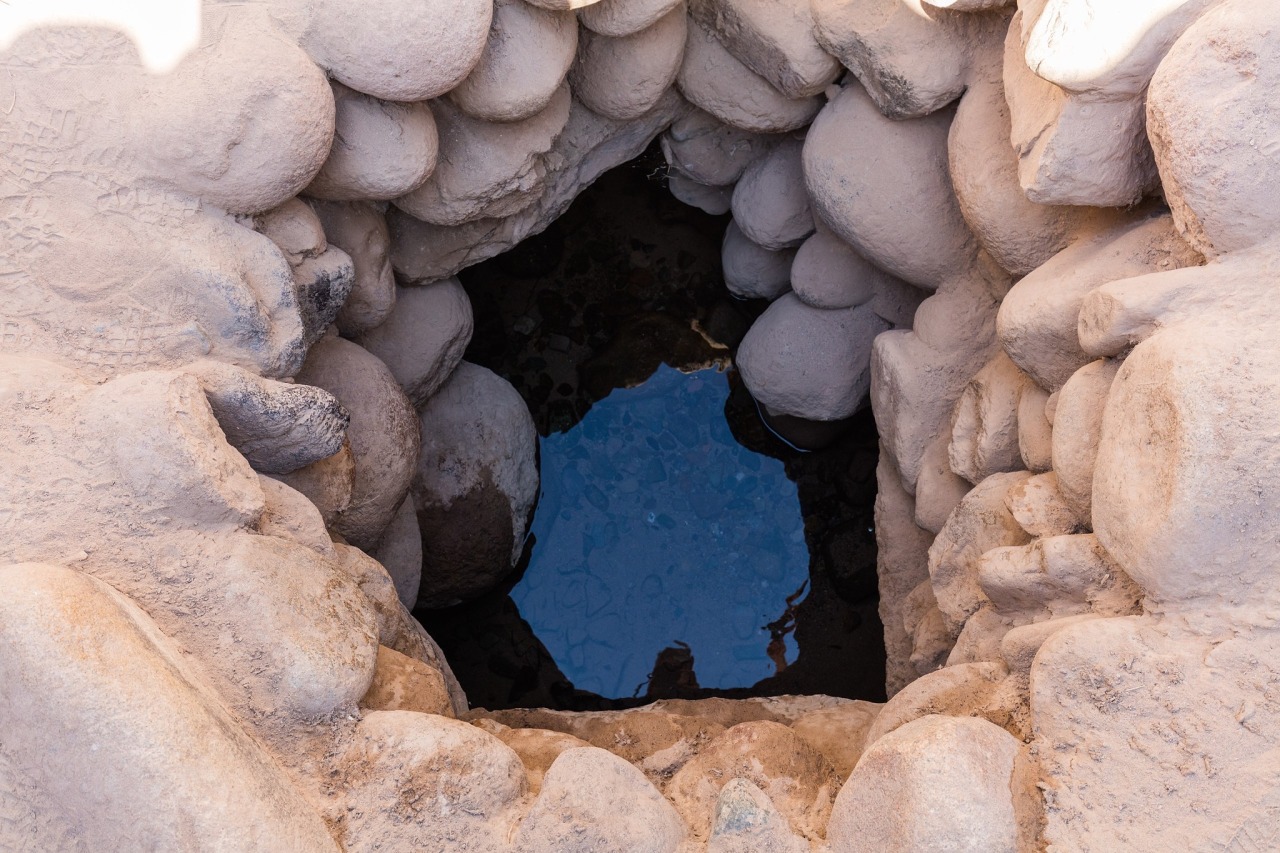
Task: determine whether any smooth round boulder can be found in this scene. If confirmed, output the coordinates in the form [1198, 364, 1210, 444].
[137, 5, 335, 214]
[790, 224, 881, 309]
[515, 748, 686, 852]
[295, 335, 422, 550]
[449, 0, 578, 123]
[571, 5, 688, 122]
[737, 293, 890, 421]
[827, 715, 1023, 853]
[722, 221, 796, 300]
[0, 564, 344, 853]
[580, 0, 684, 37]
[731, 136, 814, 250]
[1147, 0, 1280, 257]
[306, 82, 438, 201]
[804, 80, 979, 291]
[357, 279, 474, 408]
[677, 18, 822, 133]
[413, 362, 539, 608]
[290, 0, 493, 102]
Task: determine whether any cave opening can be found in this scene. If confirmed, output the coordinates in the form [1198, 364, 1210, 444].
[413, 143, 885, 712]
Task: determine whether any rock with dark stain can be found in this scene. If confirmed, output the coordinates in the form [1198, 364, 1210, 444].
[413, 362, 539, 608]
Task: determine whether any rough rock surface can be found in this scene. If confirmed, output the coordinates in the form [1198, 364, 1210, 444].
[677, 18, 822, 133]
[666, 720, 840, 840]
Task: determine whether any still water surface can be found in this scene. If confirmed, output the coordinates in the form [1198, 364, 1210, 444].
[511, 364, 810, 697]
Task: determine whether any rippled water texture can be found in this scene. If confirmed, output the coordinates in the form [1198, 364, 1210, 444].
[513, 365, 809, 697]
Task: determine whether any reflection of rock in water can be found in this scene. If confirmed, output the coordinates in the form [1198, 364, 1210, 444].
[638, 641, 701, 700]
[764, 581, 808, 676]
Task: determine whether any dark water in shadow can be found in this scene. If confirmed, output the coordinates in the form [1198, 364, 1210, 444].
[414, 143, 886, 710]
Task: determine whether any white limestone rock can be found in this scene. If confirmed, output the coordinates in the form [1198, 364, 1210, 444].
[309, 200, 398, 336]
[871, 277, 1000, 490]
[389, 91, 686, 281]
[341, 711, 527, 853]
[0, 564, 342, 853]
[1022, 0, 1217, 98]
[948, 72, 1115, 277]
[828, 715, 1023, 852]
[810, 0, 1007, 119]
[254, 199, 355, 348]
[523, 0, 608, 9]
[1003, 11, 1159, 207]
[662, 108, 777, 186]
[876, 452, 938, 695]
[914, 431, 972, 535]
[1147, 0, 1280, 257]
[138, 5, 336, 215]
[928, 470, 1033, 634]
[515, 747, 685, 852]
[862, 661, 1011, 746]
[1082, 267, 1280, 608]
[996, 211, 1201, 393]
[1032, 620, 1280, 850]
[978, 534, 1141, 623]
[580, 0, 685, 37]
[1005, 472, 1077, 539]
[790, 224, 883, 310]
[1050, 359, 1118, 527]
[1017, 383, 1053, 473]
[281, 0, 493, 102]
[948, 351, 1035, 485]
